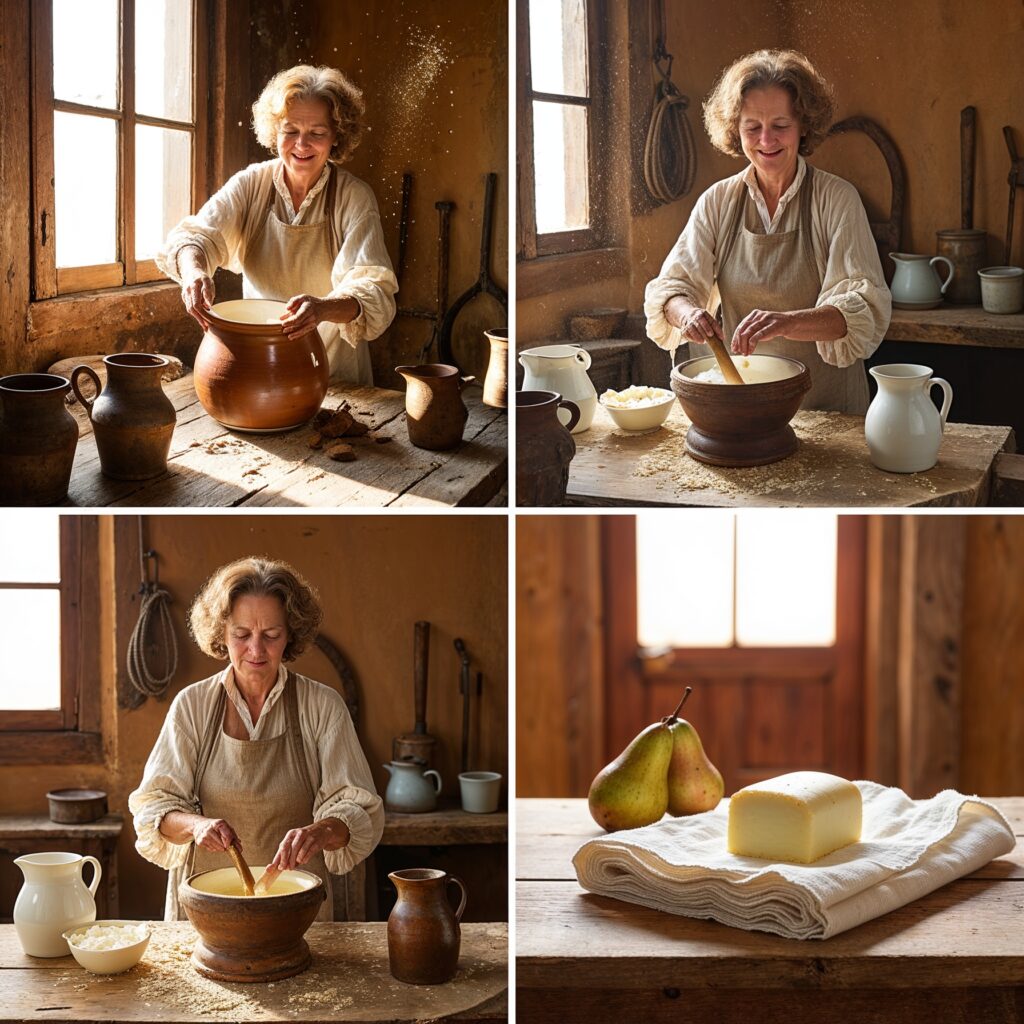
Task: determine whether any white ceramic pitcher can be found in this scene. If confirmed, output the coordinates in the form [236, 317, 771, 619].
[519, 344, 596, 432]
[888, 253, 955, 309]
[865, 364, 953, 473]
[383, 760, 443, 813]
[14, 852, 101, 957]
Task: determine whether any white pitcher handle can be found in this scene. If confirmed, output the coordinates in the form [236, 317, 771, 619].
[573, 348, 592, 370]
[931, 377, 953, 429]
[81, 855, 102, 897]
[930, 256, 955, 294]
[425, 769, 443, 793]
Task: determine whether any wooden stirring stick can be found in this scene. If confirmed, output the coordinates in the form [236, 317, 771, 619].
[253, 864, 282, 897]
[227, 841, 256, 896]
[704, 333, 746, 385]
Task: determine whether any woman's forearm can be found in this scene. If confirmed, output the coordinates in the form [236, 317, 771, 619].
[318, 296, 360, 325]
[159, 810, 204, 845]
[664, 294, 703, 330]
[314, 816, 351, 851]
[783, 305, 848, 342]
[177, 244, 208, 280]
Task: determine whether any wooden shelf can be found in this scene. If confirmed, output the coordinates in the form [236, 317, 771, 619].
[886, 306, 1024, 348]
[382, 805, 507, 846]
[0, 814, 123, 839]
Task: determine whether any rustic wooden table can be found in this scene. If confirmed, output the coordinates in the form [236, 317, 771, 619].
[566, 404, 1015, 507]
[516, 798, 1024, 1024]
[0, 922, 507, 1023]
[63, 374, 507, 507]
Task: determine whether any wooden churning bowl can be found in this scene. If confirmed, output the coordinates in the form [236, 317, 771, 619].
[179, 866, 325, 982]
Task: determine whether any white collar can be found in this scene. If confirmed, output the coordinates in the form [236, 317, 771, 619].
[272, 160, 331, 219]
[741, 155, 806, 233]
[220, 663, 287, 737]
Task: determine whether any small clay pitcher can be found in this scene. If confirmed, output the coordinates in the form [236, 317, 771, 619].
[0, 374, 79, 506]
[516, 390, 580, 507]
[388, 868, 467, 985]
[396, 363, 474, 451]
[71, 354, 176, 480]
[482, 328, 509, 409]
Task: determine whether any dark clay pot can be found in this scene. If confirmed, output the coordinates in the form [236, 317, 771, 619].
[72, 354, 176, 480]
[388, 868, 467, 985]
[396, 363, 473, 451]
[0, 374, 79, 506]
[516, 390, 580, 506]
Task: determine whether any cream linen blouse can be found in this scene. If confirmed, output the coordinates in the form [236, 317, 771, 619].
[128, 665, 384, 877]
[155, 160, 398, 379]
[644, 156, 892, 367]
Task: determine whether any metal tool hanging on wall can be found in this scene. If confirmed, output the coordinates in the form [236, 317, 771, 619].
[454, 637, 482, 774]
[1003, 126, 1024, 264]
[643, 0, 697, 206]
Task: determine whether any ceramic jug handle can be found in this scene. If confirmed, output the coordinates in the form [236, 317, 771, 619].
[930, 377, 953, 429]
[447, 874, 468, 923]
[70, 366, 102, 418]
[425, 770, 443, 793]
[81, 855, 102, 897]
[930, 256, 955, 294]
[382, 764, 392, 774]
[573, 348, 592, 370]
[556, 398, 581, 432]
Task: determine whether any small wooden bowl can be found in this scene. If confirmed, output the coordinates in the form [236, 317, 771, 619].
[46, 789, 108, 824]
[179, 867, 325, 983]
[670, 355, 811, 467]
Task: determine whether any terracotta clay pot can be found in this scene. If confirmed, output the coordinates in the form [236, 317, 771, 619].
[0, 374, 78, 506]
[194, 301, 329, 433]
[71, 355, 176, 480]
[516, 390, 580, 507]
[179, 867, 324, 983]
[482, 328, 509, 409]
[670, 355, 811, 467]
[388, 868, 467, 985]
[396, 363, 474, 451]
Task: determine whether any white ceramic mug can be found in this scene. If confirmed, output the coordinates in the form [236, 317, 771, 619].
[458, 771, 502, 814]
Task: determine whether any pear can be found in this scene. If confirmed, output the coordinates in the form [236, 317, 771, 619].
[587, 695, 691, 832]
[665, 687, 724, 816]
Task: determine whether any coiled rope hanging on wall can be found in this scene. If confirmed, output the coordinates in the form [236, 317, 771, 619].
[126, 517, 178, 699]
[643, 0, 697, 205]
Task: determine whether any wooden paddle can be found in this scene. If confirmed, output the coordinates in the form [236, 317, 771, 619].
[705, 333, 745, 385]
[227, 841, 256, 897]
[253, 864, 283, 897]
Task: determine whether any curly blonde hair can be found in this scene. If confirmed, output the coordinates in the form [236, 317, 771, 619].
[188, 557, 323, 662]
[251, 64, 365, 164]
[703, 50, 835, 158]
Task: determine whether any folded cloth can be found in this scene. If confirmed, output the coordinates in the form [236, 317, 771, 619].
[572, 781, 1015, 940]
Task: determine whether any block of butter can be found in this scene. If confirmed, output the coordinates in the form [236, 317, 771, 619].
[727, 771, 862, 864]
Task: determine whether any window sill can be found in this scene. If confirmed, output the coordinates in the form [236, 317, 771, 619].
[27, 281, 185, 342]
[0, 731, 103, 766]
[517, 247, 629, 300]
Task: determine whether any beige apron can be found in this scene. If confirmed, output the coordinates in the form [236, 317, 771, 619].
[709, 164, 869, 414]
[163, 672, 333, 922]
[243, 164, 373, 385]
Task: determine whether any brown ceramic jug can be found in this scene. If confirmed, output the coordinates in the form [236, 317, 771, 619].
[387, 868, 467, 985]
[516, 390, 580, 506]
[482, 328, 509, 409]
[71, 354, 176, 481]
[396, 364, 474, 451]
[0, 374, 79, 505]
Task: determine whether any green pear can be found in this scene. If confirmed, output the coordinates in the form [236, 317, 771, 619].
[587, 695, 691, 832]
[665, 687, 724, 816]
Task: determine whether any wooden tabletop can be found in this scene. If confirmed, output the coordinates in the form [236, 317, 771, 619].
[0, 922, 507, 1023]
[887, 306, 1024, 349]
[566, 404, 1015, 507]
[516, 798, 1024, 1024]
[63, 374, 507, 508]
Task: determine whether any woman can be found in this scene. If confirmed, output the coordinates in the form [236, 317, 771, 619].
[644, 50, 891, 413]
[128, 558, 383, 922]
[156, 65, 397, 385]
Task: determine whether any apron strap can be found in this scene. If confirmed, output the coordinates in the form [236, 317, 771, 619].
[185, 681, 227, 877]
[284, 670, 319, 802]
[714, 175, 750, 286]
[324, 164, 340, 258]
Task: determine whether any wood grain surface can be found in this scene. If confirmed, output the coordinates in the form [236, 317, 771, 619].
[565, 404, 1014, 508]
[0, 922, 507, 1023]
[62, 374, 506, 508]
[886, 307, 1024, 349]
[381, 807, 507, 846]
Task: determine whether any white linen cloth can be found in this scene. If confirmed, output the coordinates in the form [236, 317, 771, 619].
[573, 781, 1015, 940]
[643, 156, 891, 371]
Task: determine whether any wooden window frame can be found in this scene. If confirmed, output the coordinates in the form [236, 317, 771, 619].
[0, 517, 102, 765]
[517, 0, 608, 260]
[30, 0, 209, 299]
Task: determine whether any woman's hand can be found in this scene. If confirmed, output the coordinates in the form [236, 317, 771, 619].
[665, 296, 725, 346]
[270, 818, 350, 871]
[280, 294, 324, 339]
[192, 817, 241, 853]
[181, 274, 215, 330]
[731, 309, 793, 356]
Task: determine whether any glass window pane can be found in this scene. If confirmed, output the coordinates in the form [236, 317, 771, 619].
[637, 513, 735, 649]
[528, 0, 588, 97]
[0, 513, 60, 582]
[136, 0, 193, 121]
[533, 101, 589, 234]
[0, 590, 61, 711]
[54, 112, 118, 268]
[136, 126, 192, 260]
[53, 0, 119, 109]
[735, 512, 837, 647]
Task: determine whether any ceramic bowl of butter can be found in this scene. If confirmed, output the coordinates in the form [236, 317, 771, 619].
[179, 866, 325, 983]
[670, 354, 811, 467]
[599, 386, 675, 432]
[62, 920, 151, 974]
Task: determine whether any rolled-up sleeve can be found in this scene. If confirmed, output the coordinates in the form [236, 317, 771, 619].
[127, 693, 200, 871]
